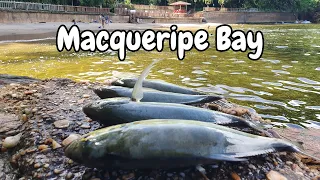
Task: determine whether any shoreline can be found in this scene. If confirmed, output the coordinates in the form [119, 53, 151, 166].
[0, 21, 312, 42]
[0, 22, 243, 42]
[0, 74, 319, 179]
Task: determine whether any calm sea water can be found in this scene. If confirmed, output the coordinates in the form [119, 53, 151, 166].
[0, 24, 319, 128]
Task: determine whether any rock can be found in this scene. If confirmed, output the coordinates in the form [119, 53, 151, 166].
[24, 90, 37, 95]
[21, 114, 27, 122]
[82, 94, 90, 98]
[54, 169, 62, 174]
[313, 176, 320, 180]
[62, 134, 81, 146]
[0, 113, 21, 137]
[66, 172, 74, 179]
[248, 164, 257, 170]
[286, 161, 293, 165]
[3, 133, 22, 148]
[38, 145, 49, 151]
[231, 172, 241, 180]
[122, 173, 135, 180]
[51, 139, 62, 149]
[80, 123, 91, 129]
[266, 170, 287, 180]
[34, 163, 41, 169]
[54, 120, 70, 129]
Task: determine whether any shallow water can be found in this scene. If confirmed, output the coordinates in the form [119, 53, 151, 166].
[0, 24, 319, 128]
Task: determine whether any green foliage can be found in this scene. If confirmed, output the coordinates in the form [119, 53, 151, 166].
[80, 0, 104, 6]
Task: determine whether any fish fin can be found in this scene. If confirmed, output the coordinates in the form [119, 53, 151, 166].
[131, 59, 161, 102]
[207, 154, 248, 161]
[226, 148, 276, 158]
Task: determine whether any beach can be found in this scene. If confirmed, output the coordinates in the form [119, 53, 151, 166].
[0, 22, 224, 42]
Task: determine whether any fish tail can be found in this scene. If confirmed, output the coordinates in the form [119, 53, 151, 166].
[272, 139, 320, 162]
[131, 59, 162, 102]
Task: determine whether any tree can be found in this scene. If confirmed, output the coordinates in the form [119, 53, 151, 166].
[202, 0, 212, 7]
[218, 0, 224, 8]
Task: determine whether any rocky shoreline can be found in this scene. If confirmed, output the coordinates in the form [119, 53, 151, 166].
[0, 74, 320, 180]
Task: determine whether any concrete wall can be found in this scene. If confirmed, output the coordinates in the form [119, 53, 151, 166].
[204, 12, 296, 23]
[0, 9, 296, 24]
[0, 10, 129, 23]
[141, 17, 201, 24]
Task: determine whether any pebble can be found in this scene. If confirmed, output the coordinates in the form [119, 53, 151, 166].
[122, 173, 135, 180]
[179, 173, 185, 178]
[62, 134, 81, 146]
[248, 164, 257, 170]
[21, 114, 28, 122]
[43, 164, 50, 168]
[295, 172, 304, 176]
[3, 133, 22, 148]
[266, 170, 287, 180]
[38, 145, 49, 151]
[19, 150, 26, 156]
[24, 90, 37, 95]
[51, 139, 62, 149]
[54, 120, 70, 128]
[286, 161, 293, 165]
[66, 172, 74, 179]
[54, 169, 62, 174]
[34, 163, 41, 169]
[80, 123, 91, 129]
[313, 176, 320, 180]
[231, 172, 241, 180]
[82, 94, 90, 98]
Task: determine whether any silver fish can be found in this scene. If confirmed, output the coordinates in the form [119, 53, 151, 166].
[93, 86, 223, 105]
[112, 78, 204, 95]
[64, 119, 308, 169]
[82, 97, 261, 130]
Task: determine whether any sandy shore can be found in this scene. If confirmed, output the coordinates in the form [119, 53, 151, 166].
[0, 22, 222, 42]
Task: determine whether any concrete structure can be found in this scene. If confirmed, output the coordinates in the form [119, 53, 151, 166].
[203, 11, 296, 23]
[0, 10, 128, 23]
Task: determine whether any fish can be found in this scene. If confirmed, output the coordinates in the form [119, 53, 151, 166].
[93, 86, 223, 105]
[64, 119, 311, 170]
[112, 78, 205, 95]
[82, 97, 260, 130]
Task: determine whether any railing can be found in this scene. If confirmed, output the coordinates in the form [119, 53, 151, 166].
[132, 4, 174, 10]
[203, 7, 260, 12]
[0, 1, 110, 14]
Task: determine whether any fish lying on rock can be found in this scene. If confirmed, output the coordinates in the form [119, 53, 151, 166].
[112, 78, 204, 95]
[93, 86, 223, 105]
[64, 119, 312, 170]
[82, 97, 261, 130]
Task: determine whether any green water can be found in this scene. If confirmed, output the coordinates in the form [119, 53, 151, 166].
[0, 24, 319, 128]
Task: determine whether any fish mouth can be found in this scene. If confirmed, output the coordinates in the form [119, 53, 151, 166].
[93, 88, 119, 99]
[111, 79, 124, 86]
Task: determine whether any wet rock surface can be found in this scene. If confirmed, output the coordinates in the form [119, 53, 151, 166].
[0, 77, 319, 180]
[0, 74, 39, 88]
